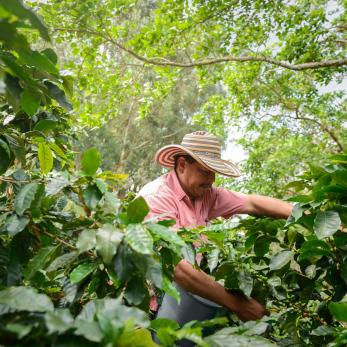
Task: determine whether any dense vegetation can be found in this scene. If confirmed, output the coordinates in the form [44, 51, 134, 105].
[0, 1, 346, 346]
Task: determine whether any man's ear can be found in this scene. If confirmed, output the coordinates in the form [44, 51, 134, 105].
[176, 156, 186, 173]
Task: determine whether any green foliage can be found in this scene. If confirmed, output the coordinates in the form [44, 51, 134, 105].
[195, 153, 347, 346]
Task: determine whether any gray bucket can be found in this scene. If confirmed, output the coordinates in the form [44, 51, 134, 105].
[154, 283, 227, 347]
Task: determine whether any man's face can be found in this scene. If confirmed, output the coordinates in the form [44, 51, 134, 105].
[176, 157, 216, 199]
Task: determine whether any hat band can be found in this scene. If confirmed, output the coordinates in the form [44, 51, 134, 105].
[191, 150, 221, 159]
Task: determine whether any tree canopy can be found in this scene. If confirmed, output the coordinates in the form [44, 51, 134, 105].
[29, 0, 347, 194]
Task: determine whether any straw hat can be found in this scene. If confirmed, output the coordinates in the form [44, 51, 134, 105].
[155, 131, 241, 177]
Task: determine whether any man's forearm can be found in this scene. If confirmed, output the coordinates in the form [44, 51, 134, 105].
[243, 194, 292, 219]
[174, 259, 266, 321]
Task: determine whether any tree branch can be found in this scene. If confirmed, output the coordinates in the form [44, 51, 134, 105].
[52, 27, 347, 71]
[293, 109, 344, 152]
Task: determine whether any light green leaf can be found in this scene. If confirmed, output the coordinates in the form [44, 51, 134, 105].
[163, 276, 180, 303]
[45, 174, 70, 195]
[95, 178, 107, 193]
[0, 286, 54, 312]
[205, 330, 277, 346]
[20, 89, 40, 115]
[74, 319, 103, 342]
[96, 224, 123, 264]
[76, 229, 96, 254]
[126, 223, 153, 255]
[38, 142, 53, 175]
[82, 147, 101, 176]
[314, 211, 341, 239]
[45, 309, 74, 334]
[238, 270, 253, 297]
[6, 323, 32, 339]
[5, 214, 29, 236]
[329, 302, 347, 322]
[70, 262, 98, 284]
[147, 223, 185, 249]
[269, 250, 293, 270]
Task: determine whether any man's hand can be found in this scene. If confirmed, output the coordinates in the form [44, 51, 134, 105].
[174, 259, 267, 321]
[225, 291, 267, 321]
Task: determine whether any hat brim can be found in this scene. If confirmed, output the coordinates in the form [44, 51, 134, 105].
[155, 145, 241, 178]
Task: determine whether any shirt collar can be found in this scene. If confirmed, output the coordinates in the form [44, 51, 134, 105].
[167, 170, 188, 201]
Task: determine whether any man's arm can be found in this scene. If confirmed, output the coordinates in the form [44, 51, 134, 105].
[174, 259, 266, 321]
[241, 194, 292, 219]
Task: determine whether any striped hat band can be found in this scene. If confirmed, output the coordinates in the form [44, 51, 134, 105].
[155, 131, 241, 178]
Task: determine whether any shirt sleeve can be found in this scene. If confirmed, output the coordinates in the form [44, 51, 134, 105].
[208, 188, 247, 220]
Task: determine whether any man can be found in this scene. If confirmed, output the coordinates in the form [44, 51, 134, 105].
[139, 131, 292, 321]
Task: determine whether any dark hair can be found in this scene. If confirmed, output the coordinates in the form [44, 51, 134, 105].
[174, 154, 196, 169]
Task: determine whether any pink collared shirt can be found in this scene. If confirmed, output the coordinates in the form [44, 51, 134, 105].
[138, 170, 246, 228]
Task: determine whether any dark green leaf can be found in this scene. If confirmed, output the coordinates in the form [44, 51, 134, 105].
[24, 245, 60, 280]
[70, 262, 98, 284]
[41, 48, 58, 64]
[44, 81, 72, 110]
[14, 182, 39, 216]
[298, 239, 331, 261]
[83, 185, 102, 209]
[127, 197, 150, 223]
[269, 250, 293, 271]
[112, 243, 135, 282]
[0, 0, 50, 40]
[341, 260, 347, 286]
[0, 138, 11, 174]
[96, 224, 123, 264]
[34, 119, 58, 132]
[18, 49, 58, 74]
[124, 275, 147, 305]
[82, 147, 101, 176]
[254, 236, 270, 257]
[311, 325, 337, 336]
[46, 252, 78, 273]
